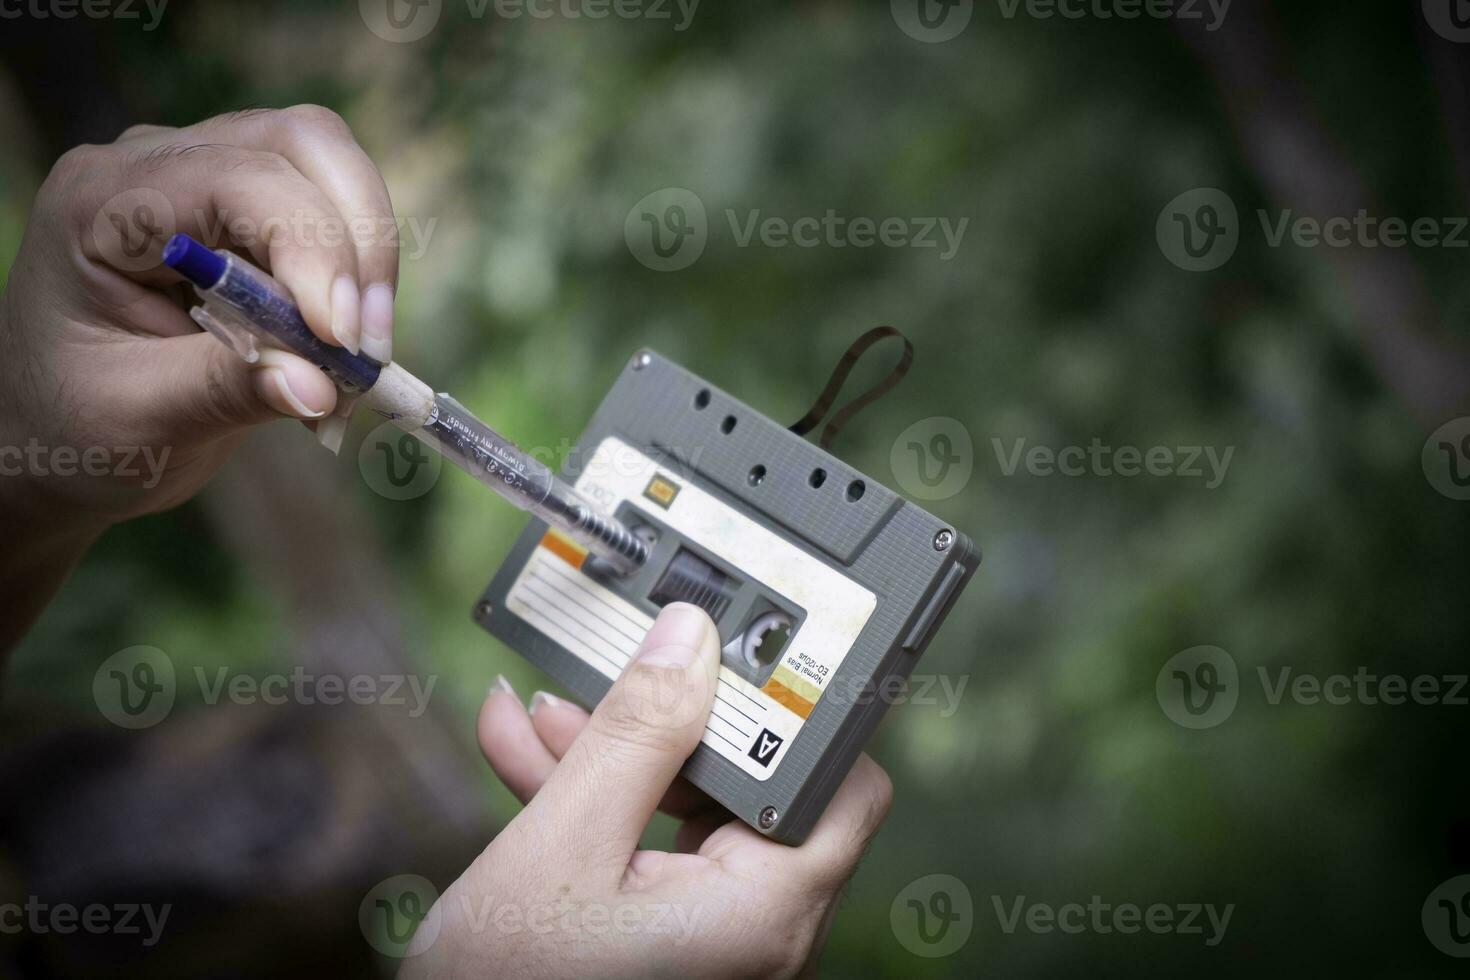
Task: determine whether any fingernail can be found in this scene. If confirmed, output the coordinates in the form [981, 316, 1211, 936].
[257, 366, 326, 419]
[636, 603, 710, 669]
[490, 674, 516, 699]
[330, 275, 361, 354]
[528, 690, 563, 715]
[360, 283, 394, 363]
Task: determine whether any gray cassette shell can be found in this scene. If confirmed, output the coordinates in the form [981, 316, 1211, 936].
[476, 349, 979, 844]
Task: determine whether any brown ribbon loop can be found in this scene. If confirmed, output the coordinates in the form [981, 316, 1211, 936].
[789, 326, 914, 450]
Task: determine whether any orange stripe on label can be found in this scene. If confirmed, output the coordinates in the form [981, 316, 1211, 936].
[760, 677, 815, 720]
[539, 531, 587, 569]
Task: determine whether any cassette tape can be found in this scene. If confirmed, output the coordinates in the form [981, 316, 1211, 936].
[475, 348, 979, 844]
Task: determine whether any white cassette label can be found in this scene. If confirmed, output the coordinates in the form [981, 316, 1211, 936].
[504, 437, 877, 779]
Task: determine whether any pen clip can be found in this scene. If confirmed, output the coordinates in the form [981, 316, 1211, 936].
[313, 392, 358, 455]
[191, 304, 260, 363]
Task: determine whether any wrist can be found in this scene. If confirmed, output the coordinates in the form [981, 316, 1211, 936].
[0, 438, 112, 655]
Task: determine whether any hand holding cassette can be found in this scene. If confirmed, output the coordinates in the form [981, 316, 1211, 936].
[399, 604, 893, 978]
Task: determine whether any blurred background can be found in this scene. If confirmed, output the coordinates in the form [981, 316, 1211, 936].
[3, 0, 1470, 975]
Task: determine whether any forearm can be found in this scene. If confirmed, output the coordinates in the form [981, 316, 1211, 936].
[0, 294, 107, 653]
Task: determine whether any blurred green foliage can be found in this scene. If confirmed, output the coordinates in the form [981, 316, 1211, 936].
[3, 1, 1469, 976]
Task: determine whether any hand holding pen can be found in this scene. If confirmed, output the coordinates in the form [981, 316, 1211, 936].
[1, 106, 400, 646]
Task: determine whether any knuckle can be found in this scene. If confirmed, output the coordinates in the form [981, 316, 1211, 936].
[55, 143, 101, 172]
[234, 149, 293, 176]
[47, 143, 102, 192]
[280, 103, 352, 141]
[40, 145, 110, 224]
[212, 148, 293, 182]
[116, 123, 161, 142]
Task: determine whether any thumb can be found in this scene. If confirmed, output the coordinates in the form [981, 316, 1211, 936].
[116, 332, 338, 442]
[518, 602, 720, 870]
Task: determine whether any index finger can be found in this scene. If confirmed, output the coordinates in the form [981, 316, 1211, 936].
[191, 106, 401, 361]
[74, 140, 361, 351]
[791, 754, 893, 889]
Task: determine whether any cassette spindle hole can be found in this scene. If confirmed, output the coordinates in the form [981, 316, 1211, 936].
[631, 520, 659, 550]
[742, 611, 793, 669]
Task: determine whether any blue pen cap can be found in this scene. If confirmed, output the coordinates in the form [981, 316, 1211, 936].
[162, 233, 227, 289]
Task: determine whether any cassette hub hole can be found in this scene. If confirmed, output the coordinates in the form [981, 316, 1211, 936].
[742, 612, 793, 669]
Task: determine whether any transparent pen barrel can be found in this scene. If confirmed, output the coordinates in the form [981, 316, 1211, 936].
[419, 393, 556, 510]
[417, 394, 647, 573]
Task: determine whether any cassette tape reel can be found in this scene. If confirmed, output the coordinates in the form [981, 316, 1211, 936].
[476, 348, 979, 844]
